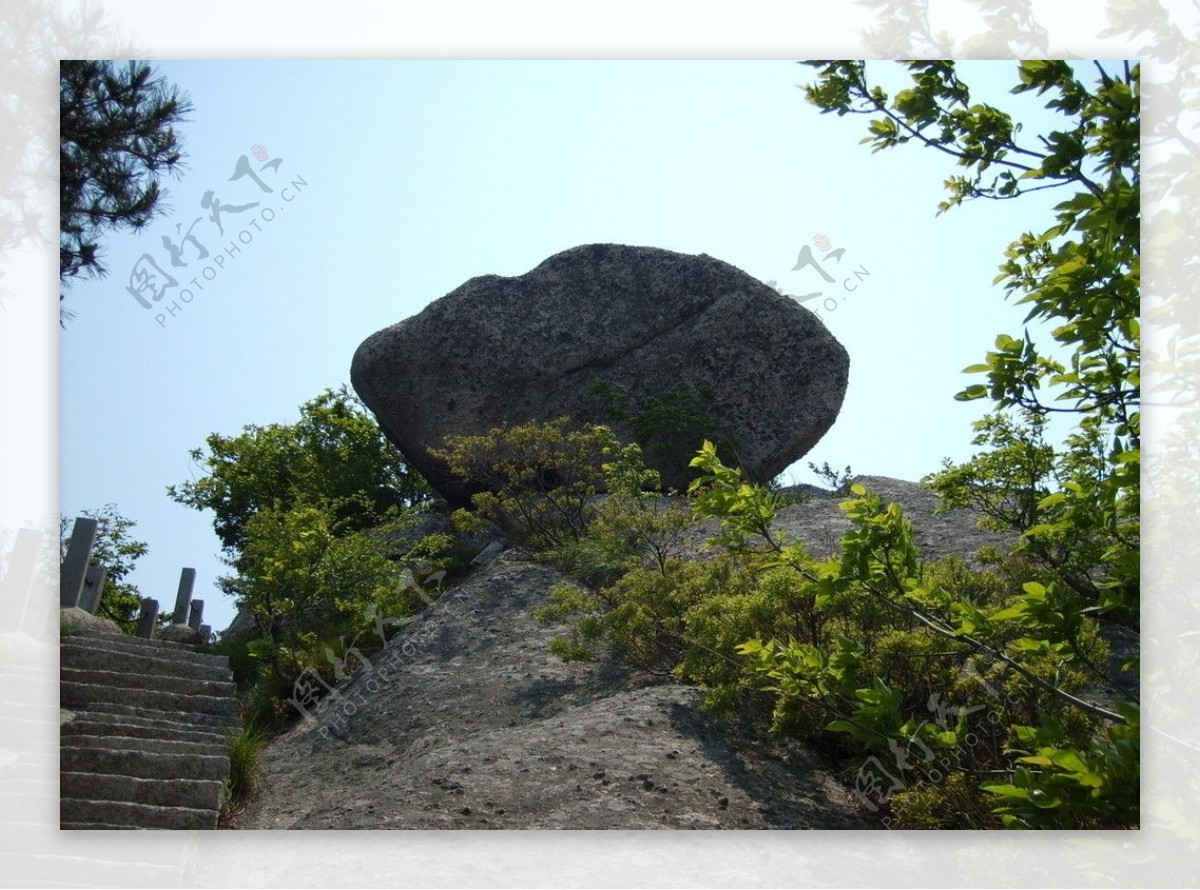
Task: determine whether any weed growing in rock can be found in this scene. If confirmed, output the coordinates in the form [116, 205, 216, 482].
[221, 724, 268, 826]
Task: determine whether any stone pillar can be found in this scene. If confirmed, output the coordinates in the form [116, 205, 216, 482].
[199, 624, 212, 644]
[187, 599, 204, 631]
[135, 598, 159, 639]
[78, 564, 108, 614]
[1, 527, 42, 634]
[60, 517, 98, 609]
[171, 568, 196, 625]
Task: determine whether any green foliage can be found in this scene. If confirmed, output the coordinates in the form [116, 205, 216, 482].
[537, 422, 1134, 827]
[172, 387, 441, 734]
[888, 771, 995, 830]
[536, 422, 1128, 826]
[589, 377, 737, 483]
[808, 461, 854, 493]
[60, 61, 192, 320]
[689, 439, 791, 554]
[224, 724, 268, 808]
[215, 500, 433, 727]
[803, 60, 1139, 631]
[796, 60, 1138, 827]
[59, 504, 149, 634]
[169, 386, 432, 554]
[537, 558, 760, 680]
[433, 418, 623, 549]
[691, 451, 1127, 825]
[983, 702, 1140, 829]
[208, 629, 259, 690]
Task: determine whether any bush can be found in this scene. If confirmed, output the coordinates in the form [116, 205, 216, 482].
[433, 418, 622, 549]
[888, 771, 995, 829]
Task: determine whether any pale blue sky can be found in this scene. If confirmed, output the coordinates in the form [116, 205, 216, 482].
[61, 60, 1106, 633]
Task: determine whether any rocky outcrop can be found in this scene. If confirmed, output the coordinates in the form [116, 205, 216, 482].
[772, 475, 1017, 562]
[238, 477, 1021, 830]
[351, 243, 849, 503]
[240, 549, 864, 830]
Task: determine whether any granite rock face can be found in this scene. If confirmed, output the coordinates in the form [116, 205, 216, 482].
[239, 548, 865, 830]
[236, 478, 1020, 830]
[351, 244, 849, 503]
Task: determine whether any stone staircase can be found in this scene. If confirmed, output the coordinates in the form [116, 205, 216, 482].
[59, 629, 240, 829]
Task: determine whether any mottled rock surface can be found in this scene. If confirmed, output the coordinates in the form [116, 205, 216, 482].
[240, 550, 863, 830]
[351, 243, 849, 503]
[59, 607, 120, 637]
[238, 477, 1024, 831]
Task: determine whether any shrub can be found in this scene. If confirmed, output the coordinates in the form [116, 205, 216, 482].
[690, 444, 1134, 828]
[433, 418, 621, 549]
[888, 771, 995, 829]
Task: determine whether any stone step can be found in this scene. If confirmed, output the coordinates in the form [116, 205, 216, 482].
[60, 746, 230, 782]
[60, 640, 231, 683]
[60, 679, 239, 722]
[61, 713, 229, 746]
[60, 632, 229, 670]
[61, 732, 228, 758]
[60, 770, 224, 811]
[59, 797, 217, 830]
[60, 665, 235, 700]
[70, 700, 239, 731]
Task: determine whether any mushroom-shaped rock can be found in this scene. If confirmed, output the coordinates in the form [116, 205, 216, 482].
[351, 243, 849, 503]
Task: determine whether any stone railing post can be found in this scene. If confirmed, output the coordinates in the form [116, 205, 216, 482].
[187, 599, 204, 631]
[135, 598, 159, 639]
[60, 517, 98, 609]
[171, 568, 196, 625]
[78, 564, 108, 615]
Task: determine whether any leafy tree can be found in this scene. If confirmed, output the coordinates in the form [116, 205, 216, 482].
[804, 61, 1137, 425]
[752, 60, 1139, 826]
[802, 60, 1139, 617]
[169, 386, 433, 555]
[59, 503, 148, 633]
[171, 386, 438, 729]
[60, 60, 192, 316]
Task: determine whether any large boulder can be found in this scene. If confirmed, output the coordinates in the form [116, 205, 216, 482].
[351, 243, 849, 503]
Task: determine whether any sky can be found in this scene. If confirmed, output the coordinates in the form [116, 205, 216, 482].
[61, 59, 1109, 636]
